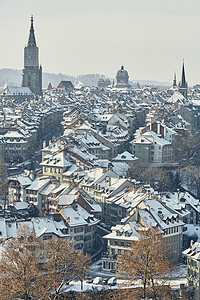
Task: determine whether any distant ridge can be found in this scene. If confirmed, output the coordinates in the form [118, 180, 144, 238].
[0, 68, 171, 89]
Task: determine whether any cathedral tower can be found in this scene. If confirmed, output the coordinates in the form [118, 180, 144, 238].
[178, 61, 187, 99]
[22, 16, 42, 96]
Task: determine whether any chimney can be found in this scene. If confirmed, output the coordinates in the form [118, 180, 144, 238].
[73, 200, 78, 211]
[43, 140, 46, 149]
[177, 189, 180, 202]
[158, 209, 163, 219]
[29, 170, 35, 181]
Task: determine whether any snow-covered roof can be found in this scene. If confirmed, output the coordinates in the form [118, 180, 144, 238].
[40, 151, 72, 168]
[58, 194, 78, 206]
[183, 242, 200, 260]
[103, 221, 139, 242]
[32, 217, 68, 238]
[2, 86, 33, 96]
[166, 91, 185, 103]
[112, 151, 138, 161]
[26, 177, 50, 191]
[61, 203, 99, 227]
[13, 202, 29, 210]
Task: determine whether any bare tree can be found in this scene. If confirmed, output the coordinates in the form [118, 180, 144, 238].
[0, 225, 42, 300]
[0, 225, 90, 300]
[131, 162, 174, 192]
[43, 238, 90, 299]
[117, 227, 173, 300]
[0, 160, 8, 215]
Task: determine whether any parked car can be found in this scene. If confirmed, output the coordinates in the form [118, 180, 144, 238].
[108, 277, 116, 286]
[93, 276, 102, 284]
[101, 278, 108, 285]
[86, 277, 93, 284]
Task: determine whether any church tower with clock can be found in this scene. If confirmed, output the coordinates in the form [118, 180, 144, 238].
[22, 16, 42, 96]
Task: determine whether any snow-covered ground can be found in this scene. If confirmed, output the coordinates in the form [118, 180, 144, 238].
[90, 260, 187, 279]
[63, 261, 187, 293]
[64, 277, 187, 293]
[90, 259, 116, 278]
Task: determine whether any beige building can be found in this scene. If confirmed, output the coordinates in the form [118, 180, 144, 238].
[80, 168, 133, 225]
[183, 242, 200, 300]
[60, 200, 99, 252]
[102, 197, 185, 271]
[40, 151, 73, 181]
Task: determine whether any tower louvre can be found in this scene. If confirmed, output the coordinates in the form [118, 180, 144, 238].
[22, 15, 42, 96]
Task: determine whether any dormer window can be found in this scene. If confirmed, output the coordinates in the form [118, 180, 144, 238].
[125, 231, 130, 237]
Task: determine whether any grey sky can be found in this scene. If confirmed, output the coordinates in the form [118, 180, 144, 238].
[0, 0, 200, 85]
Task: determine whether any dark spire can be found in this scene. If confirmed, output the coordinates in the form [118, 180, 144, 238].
[180, 61, 186, 87]
[27, 15, 37, 47]
[178, 60, 188, 98]
[173, 72, 177, 87]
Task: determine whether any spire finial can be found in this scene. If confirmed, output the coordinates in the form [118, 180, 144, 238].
[31, 15, 34, 26]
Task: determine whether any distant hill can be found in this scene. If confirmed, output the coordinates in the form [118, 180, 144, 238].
[0, 68, 106, 88]
[0, 68, 171, 89]
[131, 80, 171, 88]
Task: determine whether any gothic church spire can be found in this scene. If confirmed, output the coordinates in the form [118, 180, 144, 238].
[178, 60, 188, 98]
[27, 15, 37, 47]
[180, 61, 186, 87]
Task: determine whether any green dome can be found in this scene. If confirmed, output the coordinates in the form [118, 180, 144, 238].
[116, 65, 128, 78]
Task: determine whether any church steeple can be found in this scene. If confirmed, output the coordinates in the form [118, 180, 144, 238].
[27, 15, 37, 47]
[173, 72, 177, 88]
[180, 61, 186, 86]
[178, 60, 188, 98]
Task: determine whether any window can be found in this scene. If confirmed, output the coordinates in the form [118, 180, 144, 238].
[74, 235, 83, 241]
[43, 235, 52, 240]
[74, 227, 83, 233]
[85, 227, 91, 232]
[85, 235, 91, 241]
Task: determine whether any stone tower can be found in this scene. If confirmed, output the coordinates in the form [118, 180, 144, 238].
[178, 62, 188, 99]
[22, 16, 42, 96]
[173, 72, 177, 88]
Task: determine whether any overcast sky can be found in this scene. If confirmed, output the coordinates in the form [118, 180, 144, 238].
[0, 0, 200, 84]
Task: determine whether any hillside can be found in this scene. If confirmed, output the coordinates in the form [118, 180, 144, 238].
[0, 68, 170, 89]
